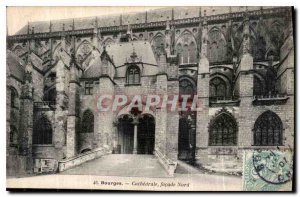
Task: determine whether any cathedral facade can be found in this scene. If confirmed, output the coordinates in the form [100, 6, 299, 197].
[6, 6, 294, 176]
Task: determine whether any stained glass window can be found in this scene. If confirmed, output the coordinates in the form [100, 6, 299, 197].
[175, 33, 198, 64]
[209, 113, 237, 146]
[81, 110, 94, 133]
[254, 111, 283, 146]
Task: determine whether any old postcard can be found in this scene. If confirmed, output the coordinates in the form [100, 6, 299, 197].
[6, 6, 295, 191]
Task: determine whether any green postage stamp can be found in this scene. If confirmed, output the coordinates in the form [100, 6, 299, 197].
[243, 150, 293, 191]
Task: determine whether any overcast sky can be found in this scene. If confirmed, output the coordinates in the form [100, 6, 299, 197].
[7, 6, 163, 35]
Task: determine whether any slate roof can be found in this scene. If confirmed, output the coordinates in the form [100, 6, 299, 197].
[82, 41, 157, 78]
[14, 6, 271, 35]
[106, 41, 157, 67]
[7, 51, 25, 82]
[81, 55, 102, 78]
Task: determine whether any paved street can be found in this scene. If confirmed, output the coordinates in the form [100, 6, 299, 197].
[61, 154, 169, 178]
[7, 154, 243, 191]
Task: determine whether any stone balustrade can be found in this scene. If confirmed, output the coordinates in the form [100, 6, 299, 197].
[154, 148, 177, 177]
[58, 147, 110, 172]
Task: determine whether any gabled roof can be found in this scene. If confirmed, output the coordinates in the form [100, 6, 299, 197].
[106, 41, 157, 67]
[81, 55, 102, 78]
[7, 51, 25, 82]
[81, 41, 158, 78]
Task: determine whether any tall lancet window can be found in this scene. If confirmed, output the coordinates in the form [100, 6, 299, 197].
[209, 77, 227, 100]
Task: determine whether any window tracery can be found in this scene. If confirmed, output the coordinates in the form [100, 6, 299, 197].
[126, 65, 140, 85]
[254, 111, 283, 146]
[209, 112, 237, 146]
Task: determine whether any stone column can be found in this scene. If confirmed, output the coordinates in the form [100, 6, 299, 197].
[236, 15, 254, 148]
[54, 59, 68, 159]
[96, 76, 115, 150]
[278, 11, 294, 149]
[155, 74, 168, 155]
[66, 58, 81, 158]
[19, 61, 34, 173]
[92, 17, 100, 49]
[133, 119, 138, 154]
[166, 81, 179, 161]
[195, 18, 210, 165]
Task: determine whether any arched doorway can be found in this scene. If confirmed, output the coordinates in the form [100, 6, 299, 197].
[178, 111, 196, 161]
[178, 77, 197, 162]
[137, 114, 155, 154]
[33, 115, 53, 145]
[116, 113, 155, 155]
[117, 115, 134, 154]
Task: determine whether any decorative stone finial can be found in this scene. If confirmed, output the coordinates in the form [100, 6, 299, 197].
[166, 20, 170, 31]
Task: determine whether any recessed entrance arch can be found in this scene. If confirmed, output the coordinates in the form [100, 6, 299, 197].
[117, 114, 134, 154]
[178, 77, 197, 162]
[178, 111, 196, 162]
[116, 113, 155, 155]
[137, 114, 155, 154]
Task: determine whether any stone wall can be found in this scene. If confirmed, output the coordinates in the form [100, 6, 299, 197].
[6, 7, 295, 176]
[96, 76, 115, 150]
[155, 74, 168, 156]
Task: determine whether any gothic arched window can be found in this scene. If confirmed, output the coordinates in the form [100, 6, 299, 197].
[176, 43, 183, 63]
[208, 28, 227, 63]
[210, 77, 227, 100]
[179, 78, 196, 97]
[253, 111, 283, 146]
[188, 42, 197, 63]
[151, 34, 166, 60]
[209, 112, 238, 146]
[33, 116, 53, 144]
[182, 44, 189, 64]
[175, 31, 198, 64]
[81, 110, 94, 133]
[126, 65, 140, 85]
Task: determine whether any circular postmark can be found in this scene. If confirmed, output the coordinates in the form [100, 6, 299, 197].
[252, 149, 293, 185]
